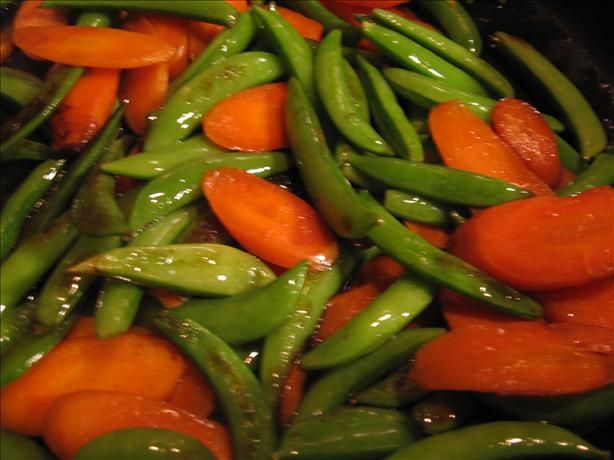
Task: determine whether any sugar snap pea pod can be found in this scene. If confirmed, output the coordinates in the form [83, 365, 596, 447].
[1, 139, 52, 162]
[384, 421, 609, 460]
[302, 274, 435, 369]
[495, 31, 606, 159]
[260, 248, 359, 407]
[25, 105, 125, 236]
[169, 261, 309, 345]
[71, 243, 276, 297]
[406, 104, 429, 134]
[234, 342, 261, 372]
[383, 68, 565, 132]
[373, 9, 511, 97]
[334, 141, 386, 191]
[555, 134, 584, 173]
[384, 190, 450, 226]
[296, 328, 444, 423]
[359, 191, 543, 318]
[155, 314, 277, 460]
[279, 407, 422, 460]
[145, 52, 285, 150]
[357, 56, 423, 161]
[355, 366, 428, 408]
[130, 151, 290, 229]
[316, 30, 392, 155]
[0, 303, 37, 356]
[0, 213, 78, 315]
[343, 59, 370, 122]
[0, 67, 43, 108]
[0, 314, 76, 387]
[286, 77, 378, 238]
[73, 428, 215, 460]
[412, 392, 476, 435]
[1, 429, 54, 460]
[95, 206, 198, 338]
[349, 154, 533, 207]
[557, 152, 614, 197]
[0, 159, 63, 261]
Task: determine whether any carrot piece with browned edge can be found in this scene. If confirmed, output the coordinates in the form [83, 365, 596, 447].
[165, 363, 217, 418]
[279, 361, 307, 426]
[404, 221, 449, 249]
[358, 255, 406, 290]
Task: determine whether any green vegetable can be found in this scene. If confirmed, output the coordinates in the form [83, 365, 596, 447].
[383, 190, 450, 226]
[0, 303, 37, 356]
[343, 58, 370, 122]
[411, 392, 476, 434]
[0, 429, 53, 460]
[557, 152, 614, 197]
[0, 67, 43, 108]
[555, 134, 584, 173]
[0, 139, 52, 162]
[355, 367, 428, 408]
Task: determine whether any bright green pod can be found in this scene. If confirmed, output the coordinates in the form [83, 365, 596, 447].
[1, 429, 53, 460]
[302, 274, 434, 369]
[0, 303, 37, 356]
[384, 421, 609, 460]
[384, 190, 450, 226]
[557, 152, 614, 197]
[555, 134, 584, 173]
[278, 407, 422, 460]
[495, 31, 606, 159]
[0, 67, 43, 108]
[411, 392, 476, 435]
[155, 314, 277, 460]
[169, 261, 308, 345]
[130, 151, 290, 229]
[343, 59, 370, 122]
[70, 243, 276, 297]
[335, 141, 385, 191]
[355, 366, 428, 408]
[1, 139, 52, 162]
[145, 52, 285, 150]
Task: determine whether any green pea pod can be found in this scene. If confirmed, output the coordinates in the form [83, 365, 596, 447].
[557, 152, 614, 197]
[1, 139, 52, 162]
[234, 342, 261, 372]
[412, 392, 476, 435]
[295, 328, 444, 423]
[0, 303, 37, 356]
[384, 421, 609, 460]
[555, 134, 584, 173]
[334, 141, 385, 191]
[495, 31, 606, 159]
[169, 11, 256, 94]
[302, 274, 434, 369]
[145, 52, 285, 150]
[383, 67, 565, 132]
[0, 159, 63, 261]
[260, 248, 359, 408]
[0, 429, 53, 460]
[0, 67, 43, 108]
[73, 428, 215, 460]
[355, 366, 428, 408]
[42, 0, 240, 26]
[349, 154, 533, 207]
[373, 9, 511, 97]
[406, 104, 429, 134]
[155, 314, 277, 460]
[0, 314, 75, 387]
[71, 243, 276, 297]
[130, 151, 290, 229]
[359, 191, 543, 318]
[286, 77, 378, 238]
[357, 56, 424, 161]
[279, 407, 422, 460]
[169, 261, 309, 345]
[343, 59, 370, 122]
[384, 190, 450, 226]
[26, 105, 126, 236]
[0, 213, 78, 315]
[316, 30, 392, 155]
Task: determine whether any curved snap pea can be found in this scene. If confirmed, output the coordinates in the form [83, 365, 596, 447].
[384, 421, 609, 460]
[0, 159, 63, 261]
[412, 392, 476, 435]
[1, 429, 53, 460]
[355, 366, 428, 408]
[359, 191, 543, 318]
[73, 428, 215, 460]
[302, 274, 434, 369]
[295, 328, 444, 423]
[155, 314, 277, 460]
[0, 213, 78, 315]
[495, 31, 606, 159]
[349, 154, 533, 207]
[145, 52, 285, 150]
[557, 152, 614, 197]
[384, 190, 450, 226]
[334, 141, 386, 191]
[169, 261, 309, 345]
[316, 30, 392, 156]
[357, 56, 424, 161]
[0, 67, 43, 108]
[373, 9, 511, 98]
[233, 341, 261, 372]
[70, 243, 276, 297]
[343, 59, 370, 122]
[0, 303, 36, 356]
[130, 151, 290, 229]
[279, 407, 422, 460]
[286, 77, 378, 238]
[555, 134, 584, 173]
[1, 139, 52, 162]
[383, 68, 564, 132]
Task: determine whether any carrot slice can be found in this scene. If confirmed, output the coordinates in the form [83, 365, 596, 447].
[404, 221, 449, 249]
[429, 101, 554, 196]
[279, 361, 307, 426]
[43, 390, 231, 460]
[358, 255, 406, 290]
[13, 0, 67, 31]
[0, 24, 14, 63]
[0, 334, 186, 435]
[13, 25, 175, 68]
[556, 168, 576, 189]
[189, 0, 249, 44]
[548, 323, 614, 355]
[50, 67, 120, 153]
[203, 168, 338, 270]
[165, 363, 216, 418]
[148, 287, 189, 309]
[204, 82, 289, 152]
[275, 6, 324, 41]
[492, 98, 562, 187]
[410, 322, 613, 395]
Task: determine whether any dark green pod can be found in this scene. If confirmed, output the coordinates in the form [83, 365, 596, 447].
[384, 190, 450, 226]
[0, 67, 43, 108]
[343, 59, 370, 122]
[557, 152, 614, 197]
[0, 429, 53, 460]
[412, 392, 476, 435]
[1, 139, 52, 162]
[0, 303, 37, 356]
[555, 134, 584, 173]
[355, 367, 428, 408]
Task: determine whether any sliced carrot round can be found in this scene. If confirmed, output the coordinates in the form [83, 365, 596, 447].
[359, 255, 406, 290]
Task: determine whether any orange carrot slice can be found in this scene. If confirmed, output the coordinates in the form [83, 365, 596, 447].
[165, 363, 216, 418]
[148, 287, 189, 309]
[429, 101, 554, 196]
[204, 82, 289, 151]
[13, 0, 67, 31]
[13, 25, 175, 68]
[359, 255, 406, 290]
[548, 323, 614, 355]
[556, 168, 576, 189]
[279, 361, 307, 426]
[188, 27, 208, 61]
[0, 24, 14, 63]
[275, 6, 324, 41]
[43, 390, 232, 460]
[404, 221, 449, 249]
